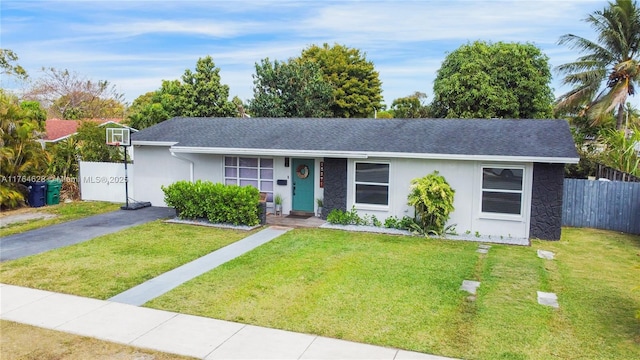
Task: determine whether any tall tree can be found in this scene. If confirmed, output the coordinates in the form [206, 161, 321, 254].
[178, 56, 236, 117]
[248, 58, 333, 117]
[25, 67, 125, 119]
[391, 92, 431, 118]
[126, 57, 237, 129]
[300, 43, 383, 118]
[555, 0, 640, 130]
[431, 41, 554, 119]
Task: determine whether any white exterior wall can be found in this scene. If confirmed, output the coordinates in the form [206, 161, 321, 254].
[132, 144, 533, 238]
[347, 158, 533, 239]
[132, 145, 189, 206]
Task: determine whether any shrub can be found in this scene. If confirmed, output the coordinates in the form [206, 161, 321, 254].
[407, 171, 455, 235]
[161, 180, 260, 226]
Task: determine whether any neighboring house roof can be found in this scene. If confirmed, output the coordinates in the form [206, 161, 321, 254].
[44, 118, 133, 142]
[132, 117, 579, 163]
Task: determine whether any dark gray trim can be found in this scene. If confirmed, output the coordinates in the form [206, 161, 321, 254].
[529, 163, 565, 240]
[322, 158, 347, 219]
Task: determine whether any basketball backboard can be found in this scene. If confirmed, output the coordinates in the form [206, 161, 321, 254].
[106, 127, 130, 146]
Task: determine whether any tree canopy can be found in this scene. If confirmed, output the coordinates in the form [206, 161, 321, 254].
[391, 92, 430, 118]
[0, 49, 28, 80]
[127, 56, 236, 129]
[248, 58, 333, 117]
[25, 67, 125, 120]
[299, 43, 383, 118]
[431, 41, 554, 119]
[555, 0, 640, 130]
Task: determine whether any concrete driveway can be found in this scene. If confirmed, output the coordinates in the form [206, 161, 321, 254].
[0, 207, 175, 262]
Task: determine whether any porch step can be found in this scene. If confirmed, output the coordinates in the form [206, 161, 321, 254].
[289, 210, 315, 217]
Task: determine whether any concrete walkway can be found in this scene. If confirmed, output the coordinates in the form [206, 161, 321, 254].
[0, 284, 455, 360]
[0, 207, 176, 261]
[109, 226, 292, 306]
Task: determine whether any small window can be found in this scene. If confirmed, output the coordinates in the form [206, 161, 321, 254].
[481, 167, 523, 215]
[355, 162, 389, 206]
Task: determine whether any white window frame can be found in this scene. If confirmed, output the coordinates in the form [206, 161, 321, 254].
[353, 161, 390, 208]
[224, 156, 274, 202]
[479, 165, 525, 220]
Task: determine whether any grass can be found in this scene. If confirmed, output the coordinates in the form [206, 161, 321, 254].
[145, 227, 640, 360]
[0, 221, 256, 299]
[0, 201, 121, 237]
[0, 320, 194, 360]
[2, 224, 638, 359]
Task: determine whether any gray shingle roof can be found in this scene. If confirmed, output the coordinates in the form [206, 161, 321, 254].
[132, 117, 578, 160]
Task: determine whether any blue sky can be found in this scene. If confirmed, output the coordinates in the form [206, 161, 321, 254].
[2, 0, 638, 109]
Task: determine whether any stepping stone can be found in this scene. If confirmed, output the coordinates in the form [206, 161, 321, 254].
[537, 249, 555, 260]
[460, 280, 480, 294]
[478, 244, 492, 250]
[476, 248, 489, 254]
[537, 291, 559, 308]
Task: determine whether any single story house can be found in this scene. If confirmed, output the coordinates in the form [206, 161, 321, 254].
[131, 117, 579, 241]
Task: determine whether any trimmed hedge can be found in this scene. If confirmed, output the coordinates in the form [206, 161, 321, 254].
[161, 180, 260, 226]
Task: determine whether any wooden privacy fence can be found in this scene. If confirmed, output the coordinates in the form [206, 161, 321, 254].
[562, 179, 640, 235]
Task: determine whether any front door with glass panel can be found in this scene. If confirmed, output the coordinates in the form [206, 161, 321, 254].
[291, 158, 314, 212]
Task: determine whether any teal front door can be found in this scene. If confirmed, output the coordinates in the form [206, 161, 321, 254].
[292, 158, 314, 212]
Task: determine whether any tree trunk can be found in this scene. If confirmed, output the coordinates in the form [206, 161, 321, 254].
[616, 103, 625, 130]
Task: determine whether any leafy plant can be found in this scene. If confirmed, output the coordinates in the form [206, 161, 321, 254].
[326, 206, 362, 225]
[316, 198, 323, 207]
[407, 171, 455, 235]
[274, 193, 283, 205]
[598, 126, 640, 177]
[162, 180, 260, 226]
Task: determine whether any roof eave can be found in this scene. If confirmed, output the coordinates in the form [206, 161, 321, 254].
[132, 140, 179, 146]
[168, 146, 579, 164]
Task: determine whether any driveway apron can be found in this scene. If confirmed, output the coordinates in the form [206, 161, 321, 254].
[0, 207, 176, 262]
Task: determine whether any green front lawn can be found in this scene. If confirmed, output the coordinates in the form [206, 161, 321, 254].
[1, 223, 638, 359]
[0, 221, 257, 299]
[146, 228, 640, 359]
[0, 201, 122, 237]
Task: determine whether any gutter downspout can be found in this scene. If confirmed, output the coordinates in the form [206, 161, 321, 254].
[170, 151, 194, 182]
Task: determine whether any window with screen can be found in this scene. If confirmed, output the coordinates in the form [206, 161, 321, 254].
[481, 167, 523, 215]
[354, 162, 389, 206]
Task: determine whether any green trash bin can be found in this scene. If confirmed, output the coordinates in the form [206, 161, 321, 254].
[46, 179, 62, 205]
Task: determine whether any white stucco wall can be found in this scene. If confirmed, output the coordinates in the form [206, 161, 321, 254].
[132, 145, 532, 238]
[347, 158, 533, 239]
[131, 145, 189, 206]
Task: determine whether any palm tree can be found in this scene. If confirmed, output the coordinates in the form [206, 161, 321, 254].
[555, 0, 640, 130]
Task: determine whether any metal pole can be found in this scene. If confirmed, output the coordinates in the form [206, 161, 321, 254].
[124, 145, 129, 209]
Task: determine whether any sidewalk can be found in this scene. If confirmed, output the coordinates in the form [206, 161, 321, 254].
[0, 284, 455, 360]
[109, 226, 292, 306]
